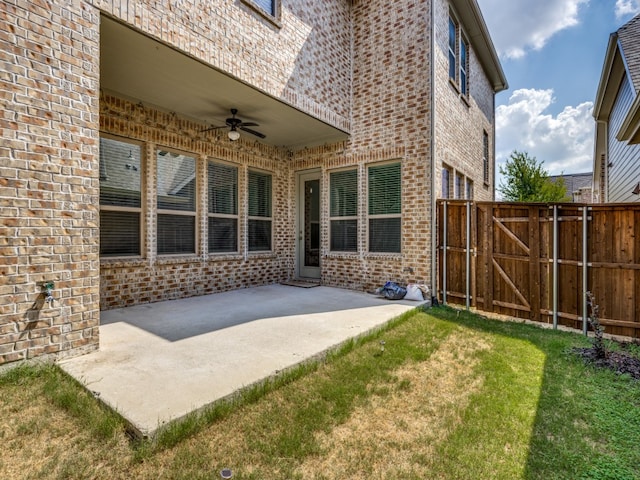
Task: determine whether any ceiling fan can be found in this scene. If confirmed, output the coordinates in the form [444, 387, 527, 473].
[202, 108, 265, 140]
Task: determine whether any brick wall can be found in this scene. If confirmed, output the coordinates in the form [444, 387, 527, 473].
[88, 0, 352, 132]
[0, 1, 101, 363]
[1, 0, 500, 364]
[434, 0, 496, 202]
[98, 93, 293, 310]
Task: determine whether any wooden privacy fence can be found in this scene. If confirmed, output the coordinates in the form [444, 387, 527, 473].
[437, 200, 640, 338]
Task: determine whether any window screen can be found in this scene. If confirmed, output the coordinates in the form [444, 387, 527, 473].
[157, 151, 196, 255]
[208, 162, 238, 253]
[330, 169, 358, 251]
[99, 137, 142, 257]
[368, 163, 401, 253]
[248, 171, 272, 251]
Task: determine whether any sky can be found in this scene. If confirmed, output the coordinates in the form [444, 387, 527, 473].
[475, 0, 640, 184]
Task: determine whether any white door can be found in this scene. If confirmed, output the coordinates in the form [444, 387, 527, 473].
[297, 170, 321, 279]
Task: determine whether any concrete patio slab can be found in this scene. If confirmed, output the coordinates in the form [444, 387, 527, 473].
[59, 285, 421, 438]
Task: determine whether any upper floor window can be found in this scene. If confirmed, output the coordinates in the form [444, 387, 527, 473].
[368, 162, 401, 253]
[460, 36, 469, 96]
[448, 18, 457, 82]
[157, 150, 197, 255]
[330, 169, 358, 252]
[241, 0, 280, 24]
[483, 131, 490, 184]
[449, 13, 469, 96]
[99, 136, 143, 257]
[253, 0, 275, 15]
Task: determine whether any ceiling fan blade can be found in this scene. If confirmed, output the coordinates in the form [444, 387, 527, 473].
[239, 122, 259, 128]
[201, 125, 226, 133]
[239, 126, 266, 139]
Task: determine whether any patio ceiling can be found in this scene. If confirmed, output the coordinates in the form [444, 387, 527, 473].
[100, 16, 349, 149]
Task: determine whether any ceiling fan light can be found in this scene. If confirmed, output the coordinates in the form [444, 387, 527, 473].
[228, 129, 240, 141]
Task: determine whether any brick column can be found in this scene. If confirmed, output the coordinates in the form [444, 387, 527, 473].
[0, 1, 101, 364]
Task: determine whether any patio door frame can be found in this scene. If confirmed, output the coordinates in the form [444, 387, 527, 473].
[296, 169, 321, 280]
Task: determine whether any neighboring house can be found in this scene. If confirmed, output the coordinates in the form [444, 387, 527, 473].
[593, 13, 640, 203]
[548, 172, 593, 203]
[0, 0, 506, 364]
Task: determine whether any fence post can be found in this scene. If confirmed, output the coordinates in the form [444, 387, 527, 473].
[552, 205, 559, 329]
[583, 205, 589, 335]
[442, 201, 448, 305]
[466, 201, 471, 310]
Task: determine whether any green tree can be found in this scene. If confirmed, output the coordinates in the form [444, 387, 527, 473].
[498, 150, 568, 202]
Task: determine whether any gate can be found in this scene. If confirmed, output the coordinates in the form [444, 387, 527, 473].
[438, 201, 640, 338]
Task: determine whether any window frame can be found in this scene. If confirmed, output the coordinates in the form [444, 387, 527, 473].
[465, 178, 474, 200]
[442, 165, 451, 199]
[483, 130, 490, 185]
[455, 172, 464, 199]
[247, 169, 274, 253]
[99, 134, 145, 259]
[207, 159, 239, 255]
[448, 11, 470, 98]
[460, 34, 469, 97]
[367, 161, 402, 254]
[329, 167, 358, 253]
[156, 147, 198, 256]
[240, 0, 282, 27]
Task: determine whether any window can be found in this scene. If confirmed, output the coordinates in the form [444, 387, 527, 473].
[466, 178, 474, 200]
[449, 13, 469, 95]
[157, 150, 196, 255]
[99, 137, 142, 257]
[448, 18, 457, 82]
[208, 161, 238, 253]
[248, 170, 272, 251]
[241, 0, 279, 21]
[460, 36, 469, 96]
[368, 162, 401, 253]
[442, 166, 451, 198]
[330, 169, 358, 252]
[253, 0, 275, 15]
[455, 173, 464, 199]
[483, 131, 490, 184]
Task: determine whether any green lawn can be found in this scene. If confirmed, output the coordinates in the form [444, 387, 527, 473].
[1, 307, 639, 479]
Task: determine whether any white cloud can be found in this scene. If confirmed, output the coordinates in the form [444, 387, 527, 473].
[616, 0, 640, 18]
[477, 0, 588, 59]
[495, 89, 594, 176]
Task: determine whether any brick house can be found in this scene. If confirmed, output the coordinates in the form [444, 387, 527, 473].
[593, 13, 640, 203]
[0, 0, 506, 364]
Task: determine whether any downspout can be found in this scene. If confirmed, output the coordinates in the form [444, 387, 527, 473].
[430, 0, 438, 298]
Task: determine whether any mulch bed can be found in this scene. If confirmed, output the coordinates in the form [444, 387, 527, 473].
[573, 345, 640, 380]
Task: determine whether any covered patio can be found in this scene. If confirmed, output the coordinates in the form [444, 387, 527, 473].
[60, 285, 422, 438]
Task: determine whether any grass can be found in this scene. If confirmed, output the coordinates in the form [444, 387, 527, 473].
[1, 307, 639, 479]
